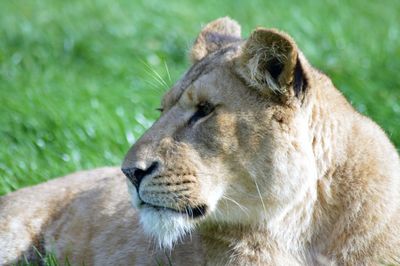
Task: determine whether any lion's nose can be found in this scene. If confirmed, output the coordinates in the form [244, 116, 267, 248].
[122, 161, 159, 190]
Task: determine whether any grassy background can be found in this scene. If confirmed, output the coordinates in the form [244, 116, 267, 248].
[1, 0, 399, 196]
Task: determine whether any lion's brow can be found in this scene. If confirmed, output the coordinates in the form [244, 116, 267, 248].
[169, 45, 238, 105]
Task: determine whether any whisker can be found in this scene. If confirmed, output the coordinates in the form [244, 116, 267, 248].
[163, 60, 172, 84]
[253, 178, 268, 219]
[140, 59, 169, 89]
[144, 79, 164, 93]
[221, 195, 250, 217]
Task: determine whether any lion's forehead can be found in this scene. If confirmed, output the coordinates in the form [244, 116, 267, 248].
[162, 45, 241, 110]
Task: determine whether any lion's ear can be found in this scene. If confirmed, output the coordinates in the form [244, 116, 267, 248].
[238, 28, 307, 99]
[190, 17, 242, 63]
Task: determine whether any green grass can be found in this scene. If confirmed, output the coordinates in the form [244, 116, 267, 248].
[13, 251, 68, 266]
[1, 0, 399, 195]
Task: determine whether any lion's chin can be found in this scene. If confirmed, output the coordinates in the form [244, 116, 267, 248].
[139, 206, 196, 249]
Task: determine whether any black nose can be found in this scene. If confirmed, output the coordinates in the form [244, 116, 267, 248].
[122, 161, 159, 190]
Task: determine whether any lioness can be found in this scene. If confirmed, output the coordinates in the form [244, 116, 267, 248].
[1, 17, 400, 265]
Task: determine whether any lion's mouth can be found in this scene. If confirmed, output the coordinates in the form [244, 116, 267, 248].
[140, 202, 207, 219]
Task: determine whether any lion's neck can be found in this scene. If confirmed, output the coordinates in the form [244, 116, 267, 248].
[306, 81, 352, 181]
[198, 223, 306, 265]
[303, 74, 356, 254]
[198, 191, 317, 265]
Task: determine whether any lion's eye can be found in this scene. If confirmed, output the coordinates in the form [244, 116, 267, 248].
[188, 101, 214, 125]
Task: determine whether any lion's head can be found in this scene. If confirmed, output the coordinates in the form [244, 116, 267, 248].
[122, 17, 318, 248]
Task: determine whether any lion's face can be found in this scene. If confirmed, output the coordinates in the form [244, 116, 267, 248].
[122, 18, 317, 248]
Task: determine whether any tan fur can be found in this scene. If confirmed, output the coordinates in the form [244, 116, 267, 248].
[1, 17, 400, 265]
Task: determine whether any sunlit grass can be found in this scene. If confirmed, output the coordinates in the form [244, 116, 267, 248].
[1, 0, 399, 195]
